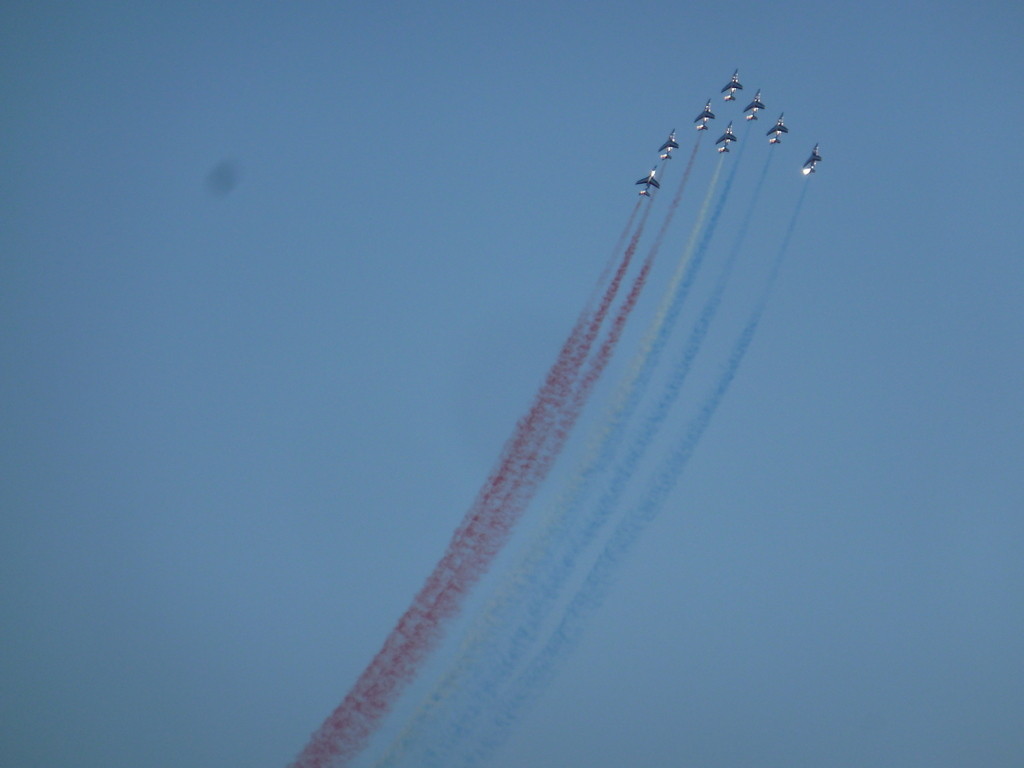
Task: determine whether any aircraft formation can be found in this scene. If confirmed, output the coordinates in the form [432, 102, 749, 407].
[289, 65, 821, 768]
[636, 68, 822, 195]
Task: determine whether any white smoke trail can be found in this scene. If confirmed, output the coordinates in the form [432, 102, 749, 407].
[371, 148, 726, 768]
[454, 180, 809, 768]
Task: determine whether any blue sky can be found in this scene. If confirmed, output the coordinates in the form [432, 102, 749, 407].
[3, 2, 1023, 767]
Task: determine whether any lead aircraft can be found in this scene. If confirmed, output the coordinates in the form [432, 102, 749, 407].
[721, 69, 743, 101]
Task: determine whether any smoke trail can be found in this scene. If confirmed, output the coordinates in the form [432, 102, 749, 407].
[558, 136, 703, 480]
[478, 201, 656, 549]
[518, 147, 744, 624]
[371, 186, 668, 768]
[288, 203, 652, 768]
[646, 137, 702, 257]
[585, 198, 643, 313]
[374, 140, 723, 768]
[548, 135, 752, 558]
[587, 144, 768, 533]
[582, 135, 697, 316]
[444, 150, 743, 755]
[455, 180, 810, 768]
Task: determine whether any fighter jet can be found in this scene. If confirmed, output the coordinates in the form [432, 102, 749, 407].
[766, 113, 789, 144]
[636, 167, 661, 195]
[743, 90, 766, 120]
[658, 130, 679, 160]
[721, 69, 743, 101]
[801, 144, 822, 175]
[694, 100, 716, 131]
[715, 122, 738, 152]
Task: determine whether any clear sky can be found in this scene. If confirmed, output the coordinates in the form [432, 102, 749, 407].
[3, 2, 1023, 767]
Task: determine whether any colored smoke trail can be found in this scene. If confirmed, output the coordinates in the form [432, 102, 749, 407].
[288, 203, 651, 768]
[560, 149, 730, 527]
[647, 137, 702, 256]
[374, 144, 723, 768]
[373, 188, 665, 768]
[581, 145, 768, 569]
[559, 135, 702, 479]
[455, 182, 810, 768]
[615, 150, 726, 414]
[465, 201, 655, 557]
[586, 198, 643, 313]
[557, 136, 759, 587]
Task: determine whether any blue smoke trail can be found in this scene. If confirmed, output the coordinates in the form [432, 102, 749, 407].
[455, 180, 810, 768]
[372, 143, 722, 768]
[594, 150, 775, 500]
[431, 143, 763, 766]
[577, 146, 771, 578]
[399, 154, 751, 767]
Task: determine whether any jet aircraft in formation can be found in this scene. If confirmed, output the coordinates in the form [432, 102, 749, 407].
[635, 167, 661, 196]
[766, 113, 789, 144]
[632, 73, 820, 191]
[721, 69, 743, 101]
[694, 100, 715, 130]
[743, 90, 766, 120]
[658, 130, 679, 160]
[715, 121, 738, 152]
[802, 144, 822, 174]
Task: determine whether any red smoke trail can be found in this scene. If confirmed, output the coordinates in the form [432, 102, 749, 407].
[536, 140, 702, 497]
[448, 202, 653, 554]
[473, 202, 655, 540]
[585, 198, 643, 313]
[288, 204, 653, 768]
[546, 136, 701, 458]
[650, 136, 701, 254]
[565, 138, 703, 412]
